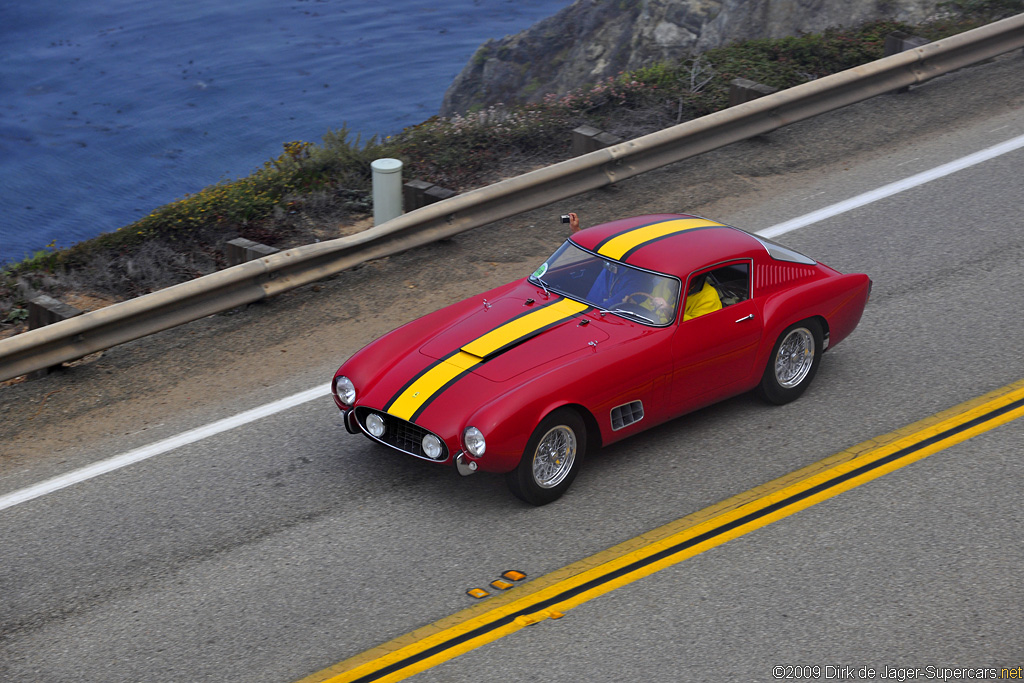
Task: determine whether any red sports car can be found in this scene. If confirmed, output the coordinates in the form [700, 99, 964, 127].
[332, 214, 871, 505]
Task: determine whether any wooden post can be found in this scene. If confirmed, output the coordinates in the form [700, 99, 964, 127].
[572, 125, 622, 156]
[27, 295, 83, 378]
[403, 179, 435, 211]
[729, 78, 779, 107]
[226, 238, 280, 267]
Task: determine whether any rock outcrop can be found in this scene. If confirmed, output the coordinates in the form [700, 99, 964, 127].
[440, 0, 943, 116]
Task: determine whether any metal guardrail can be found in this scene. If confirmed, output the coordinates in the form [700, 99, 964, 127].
[2, 13, 1023, 382]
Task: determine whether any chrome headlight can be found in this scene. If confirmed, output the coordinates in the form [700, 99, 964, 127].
[422, 434, 443, 460]
[463, 426, 486, 457]
[366, 412, 385, 437]
[334, 375, 356, 406]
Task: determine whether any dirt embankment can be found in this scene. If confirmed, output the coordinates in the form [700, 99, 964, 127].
[2, 53, 1021, 475]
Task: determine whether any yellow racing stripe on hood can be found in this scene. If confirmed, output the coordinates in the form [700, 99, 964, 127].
[387, 351, 481, 421]
[387, 297, 589, 422]
[596, 217, 724, 261]
[461, 298, 589, 358]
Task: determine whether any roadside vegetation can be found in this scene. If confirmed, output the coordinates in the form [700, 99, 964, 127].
[1, 0, 1020, 328]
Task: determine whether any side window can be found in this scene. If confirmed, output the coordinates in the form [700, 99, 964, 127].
[683, 261, 750, 322]
[707, 262, 749, 306]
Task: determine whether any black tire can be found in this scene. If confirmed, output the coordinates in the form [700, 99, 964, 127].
[506, 408, 586, 506]
[757, 319, 823, 405]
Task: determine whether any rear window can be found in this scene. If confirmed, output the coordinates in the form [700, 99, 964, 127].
[752, 235, 816, 265]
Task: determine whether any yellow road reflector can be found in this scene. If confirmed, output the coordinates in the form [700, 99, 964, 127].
[502, 570, 526, 582]
[466, 588, 489, 599]
[489, 579, 514, 591]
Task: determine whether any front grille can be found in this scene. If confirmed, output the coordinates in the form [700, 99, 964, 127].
[354, 407, 449, 461]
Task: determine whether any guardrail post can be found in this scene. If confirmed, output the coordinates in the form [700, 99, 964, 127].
[572, 126, 623, 157]
[885, 31, 930, 92]
[885, 31, 930, 56]
[403, 179, 457, 210]
[423, 185, 457, 204]
[729, 78, 779, 107]
[27, 295, 82, 378]
[226, 238, 280, 267]
[403, 179, 435, 211]
[371, 158, 404, 225]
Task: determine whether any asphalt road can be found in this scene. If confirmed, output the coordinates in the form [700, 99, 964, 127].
[1, 55, 1022, 682]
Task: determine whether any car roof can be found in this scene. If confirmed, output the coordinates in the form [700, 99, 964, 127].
[569, 214, 765, 278]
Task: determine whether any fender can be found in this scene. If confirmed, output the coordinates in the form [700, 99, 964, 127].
[756, 272, 871, 374]
[463, 328, 672, 473]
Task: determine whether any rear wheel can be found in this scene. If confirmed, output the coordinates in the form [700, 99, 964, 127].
[757, 319, 822, 405]
[506, 408, 586, 506]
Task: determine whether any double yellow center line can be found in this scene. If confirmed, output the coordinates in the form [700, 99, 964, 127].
[299, 379, 1024, 683]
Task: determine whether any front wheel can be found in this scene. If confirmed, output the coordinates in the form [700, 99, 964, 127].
[757, 319, 823, 405]
[506, 408, 586, 506]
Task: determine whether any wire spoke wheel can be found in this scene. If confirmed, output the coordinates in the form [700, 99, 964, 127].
[757, 319, 823, 405]
[774, 327, 815, 388]
[507, 408, 586, 506]
[532, 425, 577, 489]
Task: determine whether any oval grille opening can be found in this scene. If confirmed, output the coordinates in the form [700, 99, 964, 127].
[355, 408, 449, 461]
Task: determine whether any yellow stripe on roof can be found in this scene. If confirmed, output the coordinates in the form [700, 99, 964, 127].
[596, 217, 724, 261]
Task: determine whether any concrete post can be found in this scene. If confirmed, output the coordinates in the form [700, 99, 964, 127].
[371, 158, 404, 225]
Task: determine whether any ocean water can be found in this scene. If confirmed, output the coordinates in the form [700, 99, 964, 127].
[0, 0, 572, 265]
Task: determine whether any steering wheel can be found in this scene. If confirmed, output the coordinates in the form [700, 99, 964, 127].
[623, 291, 655, 307]
[614, 291, 664, 323]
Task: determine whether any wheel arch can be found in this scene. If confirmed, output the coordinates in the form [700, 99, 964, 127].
[810, 314, 830, 350]
[560, 402, 603, 454]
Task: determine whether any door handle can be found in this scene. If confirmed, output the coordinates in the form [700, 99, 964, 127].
[735, 314, 754, 323]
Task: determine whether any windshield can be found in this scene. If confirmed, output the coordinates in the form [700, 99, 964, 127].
[530, 241, 681, 325]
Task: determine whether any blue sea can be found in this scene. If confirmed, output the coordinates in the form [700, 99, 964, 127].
[0, 0, 573, 265]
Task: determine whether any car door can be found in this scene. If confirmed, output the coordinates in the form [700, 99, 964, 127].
[670, 260, 762, 412]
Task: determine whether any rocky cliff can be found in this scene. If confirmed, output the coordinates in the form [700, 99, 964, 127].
[440, 0, 944, 116]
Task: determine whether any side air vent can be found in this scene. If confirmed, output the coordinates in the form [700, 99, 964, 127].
[611, 401, 644, 431]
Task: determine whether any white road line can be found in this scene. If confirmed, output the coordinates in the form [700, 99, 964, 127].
[0, 385, 330, 511]
[757, 132, 1024, 239]
[3, 131, 1024, 513]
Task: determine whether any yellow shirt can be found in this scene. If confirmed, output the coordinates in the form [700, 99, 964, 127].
[683, 280, 722, 321]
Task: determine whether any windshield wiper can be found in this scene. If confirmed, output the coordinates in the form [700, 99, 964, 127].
[599, 307, 656, 324]
[531, 276, 550, 297]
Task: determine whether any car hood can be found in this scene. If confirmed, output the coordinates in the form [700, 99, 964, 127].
[418, 286, 609, 383]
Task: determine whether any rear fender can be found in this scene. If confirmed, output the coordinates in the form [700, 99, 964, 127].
[757, 273, 870, 372]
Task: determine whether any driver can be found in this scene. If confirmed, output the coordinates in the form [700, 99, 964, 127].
[588, 262, 675, 323]
[683, 273, 723, 321]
